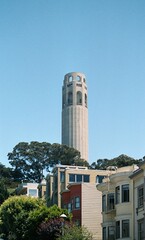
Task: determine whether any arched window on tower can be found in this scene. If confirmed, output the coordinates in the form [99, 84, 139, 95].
[85, 93, 87, 107]
[68, 91, 73, 105]
[77, 91, 82, 105]
[69, 76, 73, 82]
[76, 75, 81, 81]
[62, 93, 66, 108]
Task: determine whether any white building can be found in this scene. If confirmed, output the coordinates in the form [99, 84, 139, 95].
[61, 72, 88, 161]
[16, 182, 39, 197]
[130, 161, 145, 240]
[97, 165, 138, 240]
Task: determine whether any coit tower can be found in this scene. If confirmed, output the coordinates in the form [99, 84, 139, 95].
[62, 72, 88, 161]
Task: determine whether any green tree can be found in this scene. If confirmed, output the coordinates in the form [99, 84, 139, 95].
[0, 163, 12, 179]
[0, 180, 9, 205]
[58, 225, 93, 240]
[0, 163, 21, 195]
[8, 141, 51, 182]
[0, 196, 70, 240]
[0, 196, 44, 240]
[90, 154, 142, 170]
[8, 141, 83, 182]
[50, 143, 81, 166]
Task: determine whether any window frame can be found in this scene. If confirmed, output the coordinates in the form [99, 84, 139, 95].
[96, 175, 106, 184]
[108, 226, 115, 240]
[68, 202, 72, 213]
[115, 186, 120, 204]
[83, 174, 90, 182]
[60, 171, 65, 183]
[69, 174, 90, 183]
[138, 219, 144, 240]
[138, 185, 144, 208]
[122, 184, 129, 203]
[107, 193, 115, 211]
[103, 227, 106, 240]
[76, 174, 82, 182]
[75, 196, 80, 209]
[116, 221, 120, 239]
[69, 174, 75, 182]
[28, 188, 37, 197]
[122, 219, 129, 238]
[102, 195, 106, 212]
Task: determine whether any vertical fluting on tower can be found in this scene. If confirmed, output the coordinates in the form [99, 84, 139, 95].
[62, 72, 88, 161]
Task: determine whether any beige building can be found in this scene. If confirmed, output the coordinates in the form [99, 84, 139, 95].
[97, 165, 138, 240]
[61, 72, 88, 161]
[46, 164, 111, 208]
[46, 164, 112, 240]
[130, 161, 145, 240]
[16, 182, 39, 197]
[16, 180, 46, 199]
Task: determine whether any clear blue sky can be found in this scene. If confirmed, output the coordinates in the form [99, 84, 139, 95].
[0, 0, 145, 166]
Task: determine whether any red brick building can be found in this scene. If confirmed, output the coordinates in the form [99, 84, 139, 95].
[62, 183, 81, 225]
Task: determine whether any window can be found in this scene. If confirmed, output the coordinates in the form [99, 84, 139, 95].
[62, 93, 66, 108]
[68, 203, 72, 213]
[68, 91, 73, 105]
[108, 226, 115, 240]
[116, 221, 120, 239]
[60, 172, 65, 183]
[69, 174, 90, 183]
[69, 174, 75, 182]
[102, 195, 106, 212]
[115, 186, 120, 204]
[28, 189, 37, 197]
[138, 185, 144, 208]
[77, 91, 82, 105]
[71, 198, 74, 210]
[69, 76, 73, 81]
[75, 197, 80, 209]
[77, 75, 81, 81]
[122, 184, 129, 202]
[75, 219, 80, 226]
[76, 83, 82, 87]
[107, 193, 115, 211]
[43, 191, 46, 196]
[138, 219, 144, 240]
[63, 204, 67, 209]
[96, 175, 106, 184]
[122, 220, 129, 237]
[84, 175, 90, 182]
[103, 227, 106, 240]
[76, 174, 82, 182]
[85, 93, 87, 107]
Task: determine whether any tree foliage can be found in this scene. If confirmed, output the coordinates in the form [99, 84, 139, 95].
[58, 225, 93, 240]
[0, 162, 22, 194]
[37, 218, 63, 240]
[0, 180, 9, 205]
[8, 141, 83, 182]
[8, 142, 51, 182]
[90, 154, 143, 170]
[0, 196, 70, 240]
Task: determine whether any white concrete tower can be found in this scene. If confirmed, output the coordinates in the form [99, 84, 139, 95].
[62, 72, 88, 161]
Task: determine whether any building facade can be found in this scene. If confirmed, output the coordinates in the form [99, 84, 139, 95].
[62, 72, 88, 161]
[16, 182, 39, 197]
[46, 165, 112, 239]
[46, 164, 111, 208]
[61, 183, 103, 240]
[130, 162, 145, 240]
[97, 165, 138, 240]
